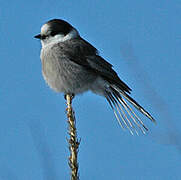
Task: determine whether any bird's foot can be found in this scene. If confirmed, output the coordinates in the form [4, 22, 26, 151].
[64, 93, 75, 100]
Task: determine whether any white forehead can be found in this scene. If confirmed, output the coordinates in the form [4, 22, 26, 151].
[41, 24, 50, 34]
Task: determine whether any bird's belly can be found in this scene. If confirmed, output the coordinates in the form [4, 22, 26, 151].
[42, 58, 96, 94]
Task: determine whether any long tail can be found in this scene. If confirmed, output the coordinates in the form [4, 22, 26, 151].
[104, 85, 155, 135]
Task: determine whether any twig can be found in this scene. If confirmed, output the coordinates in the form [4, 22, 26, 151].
[66, 94, 80, 180]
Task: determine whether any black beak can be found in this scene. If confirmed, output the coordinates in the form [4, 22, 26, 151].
[34, 34, 41, 39]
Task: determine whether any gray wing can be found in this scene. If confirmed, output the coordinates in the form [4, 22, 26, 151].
[51, 38, 131, 93]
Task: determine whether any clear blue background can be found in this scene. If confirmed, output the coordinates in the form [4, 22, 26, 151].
[1, 1, 181, 179]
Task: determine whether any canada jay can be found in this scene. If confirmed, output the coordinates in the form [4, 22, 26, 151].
[34, 19, 155, 134]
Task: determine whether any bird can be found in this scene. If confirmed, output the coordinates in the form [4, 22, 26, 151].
[34, 19, 155, 135]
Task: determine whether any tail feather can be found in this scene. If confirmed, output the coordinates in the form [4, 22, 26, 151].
[104, 93, 125, 128]
[112, 86, 155, 122]
[112, 91, 147, 134]
[105, 85, 155, 134]
[111, 89, 148, 130]
[121, 98, 148, 131]
[105, 92, 135, 135]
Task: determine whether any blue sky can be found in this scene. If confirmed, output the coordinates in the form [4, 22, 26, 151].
[1, 0, 181, 179]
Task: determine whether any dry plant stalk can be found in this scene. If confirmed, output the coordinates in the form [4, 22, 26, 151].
[66, 94, 80, 180]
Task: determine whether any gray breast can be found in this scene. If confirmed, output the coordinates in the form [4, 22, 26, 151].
[40, 43, 97, 94]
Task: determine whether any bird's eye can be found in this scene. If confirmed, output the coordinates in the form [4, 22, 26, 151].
[50, 31, 57, 36]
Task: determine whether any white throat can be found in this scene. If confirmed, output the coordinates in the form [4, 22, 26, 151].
[41, 29, 79, 48]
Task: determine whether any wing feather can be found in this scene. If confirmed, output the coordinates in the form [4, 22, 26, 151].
[52, 38, 131, 93]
